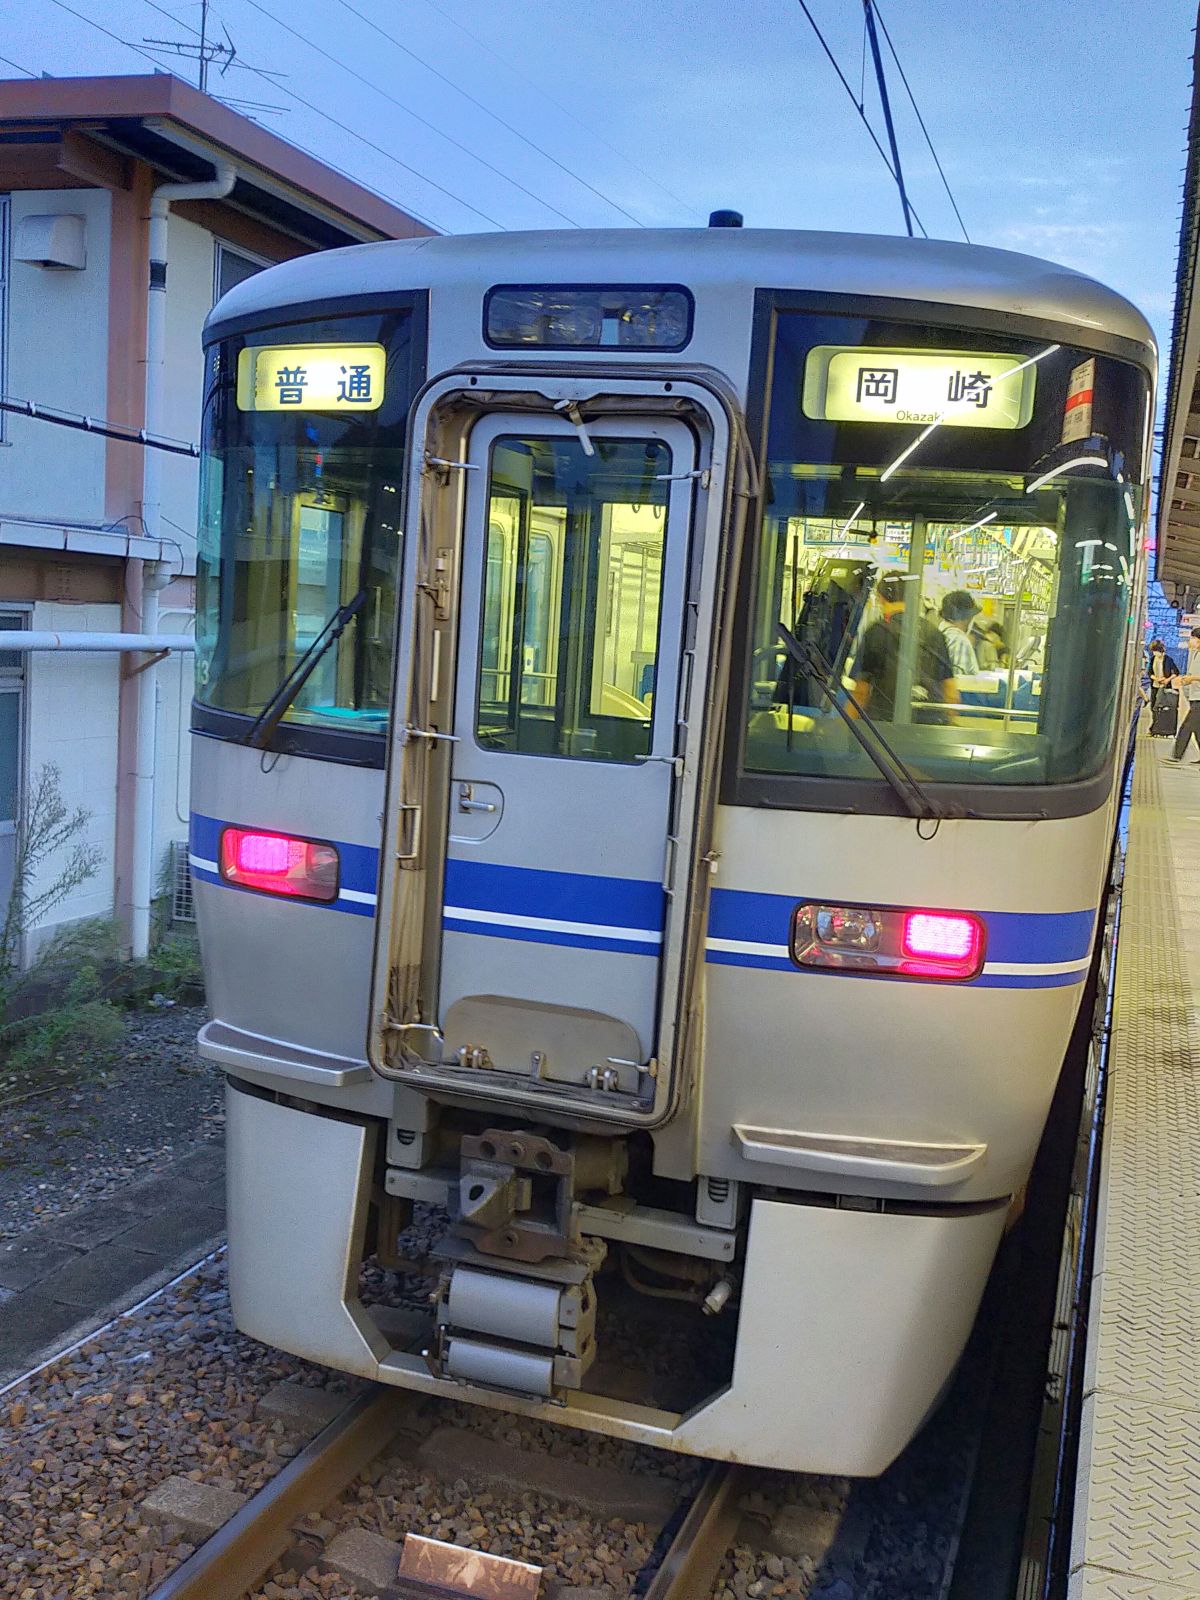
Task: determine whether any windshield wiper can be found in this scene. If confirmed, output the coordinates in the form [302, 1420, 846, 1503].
[776, 623, 946, 822]
[242, 589, 368, 751]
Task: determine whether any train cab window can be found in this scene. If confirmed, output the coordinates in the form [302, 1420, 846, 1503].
[739, 312, 1150, 798]
[476, 437, 670, 761]
[195, 307, 420, 755]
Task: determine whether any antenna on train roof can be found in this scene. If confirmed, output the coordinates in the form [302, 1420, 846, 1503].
[708, 210, 744, 228]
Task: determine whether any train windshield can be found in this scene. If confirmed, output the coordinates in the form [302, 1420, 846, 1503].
[742, 313, 1149, 793]
[195, 308, 419, 747]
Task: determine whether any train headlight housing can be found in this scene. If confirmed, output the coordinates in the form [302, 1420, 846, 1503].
[792, 903, 984, 981]
[219, 827, 339, 903]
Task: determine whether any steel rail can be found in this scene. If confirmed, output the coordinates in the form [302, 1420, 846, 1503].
[148, 1386, 410, 1600]
[644, 1462, 748, 1599]
[148, 1380, 743, 1600]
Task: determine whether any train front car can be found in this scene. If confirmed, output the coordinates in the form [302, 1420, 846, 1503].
[191, 231, 1154, 1476]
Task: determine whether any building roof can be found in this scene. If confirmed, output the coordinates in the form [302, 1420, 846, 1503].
[1158, 18, 1200, 596]
[0, 72, 434, 250]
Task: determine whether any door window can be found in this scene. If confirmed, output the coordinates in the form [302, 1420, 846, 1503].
[476, 436, 672, 762]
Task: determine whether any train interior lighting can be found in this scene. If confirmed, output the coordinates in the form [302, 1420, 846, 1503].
[743, 318, 1147, 799]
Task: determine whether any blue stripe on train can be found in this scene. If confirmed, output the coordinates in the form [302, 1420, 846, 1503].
[444, 857, 666, 933]
[189, 814, 1095, 981]
[442, 916, 660, 958]
[708, 887, 1095, 966]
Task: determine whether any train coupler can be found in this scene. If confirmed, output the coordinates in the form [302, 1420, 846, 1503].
[425, 1238, 603, 1399]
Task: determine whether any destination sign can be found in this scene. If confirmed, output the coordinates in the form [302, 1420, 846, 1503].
[803, 346, 1036, 431]
[236, 343, 386, 412]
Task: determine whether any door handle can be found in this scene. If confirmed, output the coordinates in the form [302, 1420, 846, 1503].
[395, 802, 422, 863]
[457, 784, 497, 814]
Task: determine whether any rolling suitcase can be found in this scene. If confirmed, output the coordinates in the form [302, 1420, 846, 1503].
[1153, 686, 1179, 737]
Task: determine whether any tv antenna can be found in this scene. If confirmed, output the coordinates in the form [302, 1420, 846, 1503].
[143, 0, 285, 108]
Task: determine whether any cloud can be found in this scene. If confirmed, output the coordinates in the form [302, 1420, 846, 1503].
[989, 219, 1128, 259]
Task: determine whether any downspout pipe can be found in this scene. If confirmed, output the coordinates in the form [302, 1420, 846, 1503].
[132, 159, 236, 961]
[143, 161, 236, 547]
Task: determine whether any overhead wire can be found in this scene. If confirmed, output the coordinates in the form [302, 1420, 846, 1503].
[870, 0, 971, 243]
[791, 0, 928, 238]
[412, 0, 698, 220]
[237, 0, 588, 228]
[328, 0, 648, 227]
[0, 53, 36, 76]
[134, 0, 474, 231]
[45, 0, 185, 72]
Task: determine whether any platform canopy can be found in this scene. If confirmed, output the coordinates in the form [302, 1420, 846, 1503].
[1159, 24, 1200, 602]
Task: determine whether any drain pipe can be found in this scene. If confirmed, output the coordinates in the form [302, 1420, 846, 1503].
[143, 160, 236, 547]
[130, 159, 236, 960]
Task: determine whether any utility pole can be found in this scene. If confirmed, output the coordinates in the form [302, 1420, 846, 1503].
[863, 0, 914, 238]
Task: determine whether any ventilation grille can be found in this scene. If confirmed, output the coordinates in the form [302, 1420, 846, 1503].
[170, 839, 195, 924]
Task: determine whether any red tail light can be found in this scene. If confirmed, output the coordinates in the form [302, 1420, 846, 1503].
[901, 911, 984, 979]
[219, 827, 339, 903]
[793, 902, 985, 981]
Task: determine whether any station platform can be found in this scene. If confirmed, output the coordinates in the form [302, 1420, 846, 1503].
[1070, 737, 1200, 1597]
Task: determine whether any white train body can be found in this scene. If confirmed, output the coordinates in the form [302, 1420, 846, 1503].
[191, 229, 1154, 1473]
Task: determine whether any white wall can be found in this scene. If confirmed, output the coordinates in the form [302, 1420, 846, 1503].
[23, 603, 121, 945]
[4, 189, 111, 526]
[159, 211, 212, 568]
[151, 608, 195, 895]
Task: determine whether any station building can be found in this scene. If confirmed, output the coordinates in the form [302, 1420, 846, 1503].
[0, 74, 428, 958]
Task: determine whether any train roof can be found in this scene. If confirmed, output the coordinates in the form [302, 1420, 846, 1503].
[207, 227, 1156, 364]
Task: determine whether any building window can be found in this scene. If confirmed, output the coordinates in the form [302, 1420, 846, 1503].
[214, 241, 267, 305]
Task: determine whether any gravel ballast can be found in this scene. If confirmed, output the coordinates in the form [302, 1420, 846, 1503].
[0, 1254, 360, 1600]
[1, 1242, 993, 1600]
[0, 1006, 220, 1242]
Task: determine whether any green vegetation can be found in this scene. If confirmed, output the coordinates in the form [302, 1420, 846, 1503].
[0, 765, 205, 1097]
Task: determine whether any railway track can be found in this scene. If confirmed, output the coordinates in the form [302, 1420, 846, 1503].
[1, 1203, 1079, 1600]
[146, 1384, 748, 1600]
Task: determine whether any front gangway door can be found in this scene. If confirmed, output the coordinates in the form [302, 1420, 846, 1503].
[436, 414, 696, 1112]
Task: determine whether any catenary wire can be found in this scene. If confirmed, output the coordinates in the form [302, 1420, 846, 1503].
[328, 0, 648, 227]
[47, 0, 455, 232]
[0, 53, 36, 75]
[791, 0, 928, 238]
[236, 0, 585, 228]
[45, 0, 188, 72]
[133, 0, 473, 231]
[412, 0, 698, 220]
[870, 0, 971, 243]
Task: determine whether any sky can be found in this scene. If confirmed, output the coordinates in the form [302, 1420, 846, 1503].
[3, 0, 1195, 383]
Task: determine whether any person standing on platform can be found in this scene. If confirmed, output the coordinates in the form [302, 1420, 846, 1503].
[1148, 638, 1180, 714]
[1165, 626, 1200, 763]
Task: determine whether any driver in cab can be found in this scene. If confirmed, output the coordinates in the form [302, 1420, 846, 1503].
[853, 572, 960, 724]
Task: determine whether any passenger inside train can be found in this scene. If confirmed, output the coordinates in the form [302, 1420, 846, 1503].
[741, 317, 1143, 791]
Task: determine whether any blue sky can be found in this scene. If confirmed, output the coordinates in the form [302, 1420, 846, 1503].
[6, 0, 1193, 372]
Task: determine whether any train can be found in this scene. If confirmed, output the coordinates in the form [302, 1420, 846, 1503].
[190, 224, 1155, 1474]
